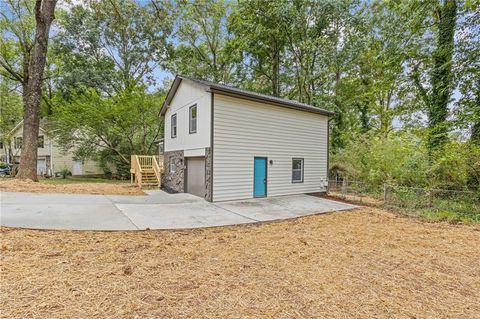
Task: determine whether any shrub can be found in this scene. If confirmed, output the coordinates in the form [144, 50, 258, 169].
[58, 168, 72, 179]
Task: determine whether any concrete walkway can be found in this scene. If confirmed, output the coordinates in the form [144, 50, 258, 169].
[0, 190, 357, 231]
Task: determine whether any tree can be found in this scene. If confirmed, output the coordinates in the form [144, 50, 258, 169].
[228, 0, 287, 96]
[411, 0, 458, 152]
[169, 0, 240, 84]
[55, 0, 173, 95]
[0, 77, 23, 163]
[455, 5, 480, 145]
[50, 0, 172, 173]
[0, 0, 57, 180]
[51, 87, 164, 177]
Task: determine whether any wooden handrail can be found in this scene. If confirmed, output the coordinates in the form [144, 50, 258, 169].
[131, 154, 162, 188]
[152, 156, 161, 188]
[130, 155, 143, 187]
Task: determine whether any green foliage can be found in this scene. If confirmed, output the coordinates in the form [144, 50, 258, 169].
[58, 168, 72, 179]
[333, 132, 480, 192]
[170, 0, 239, 83]
[51, 86, 164, 172]
[386, 186, 480, 224]
[0, 0, 35, 83]
[0, 77, 22, 137]
[427, 0, 458, 151]
[54, 0, 174, 94]
[2, 0, 479, 197]
[332, 132, 430, 189]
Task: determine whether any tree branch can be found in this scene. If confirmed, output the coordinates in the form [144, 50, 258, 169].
[412, 64, 430, 108]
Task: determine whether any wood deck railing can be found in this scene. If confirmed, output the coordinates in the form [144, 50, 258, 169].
[130, 155, 163, 188]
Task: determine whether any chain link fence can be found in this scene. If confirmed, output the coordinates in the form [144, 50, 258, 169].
[384, 185, 480, 222]
[328, 179, 480, 223]
[328, 179, 383, 205]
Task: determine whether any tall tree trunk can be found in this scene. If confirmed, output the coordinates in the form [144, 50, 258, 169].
[470, 77, 480, 145]
[427, 0, 457, 151]
[271, 41, 280, 97]
[16, 0, 57, 181]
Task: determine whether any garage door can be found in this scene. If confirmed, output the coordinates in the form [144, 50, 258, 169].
[186, 157, 205, 198]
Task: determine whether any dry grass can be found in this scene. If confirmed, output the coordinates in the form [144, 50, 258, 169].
[1, 208, 479, 319]
[0, 178, 144, 196]
[327, 191, 383, 207]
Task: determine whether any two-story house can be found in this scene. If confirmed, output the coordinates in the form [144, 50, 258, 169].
[160, 75, 334, 202]
[2, 120, 103, 176]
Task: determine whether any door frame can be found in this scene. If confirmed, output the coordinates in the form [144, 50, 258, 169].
[253, 156, 268, 198]
[72, 159, 83, 175]
[36, 158, 46, 175]
[184, 156, 206, 197]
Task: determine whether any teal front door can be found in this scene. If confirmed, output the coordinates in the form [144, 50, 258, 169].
[254, 157, 267, 198]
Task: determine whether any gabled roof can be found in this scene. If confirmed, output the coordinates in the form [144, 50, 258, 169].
[161, 75, 335, 117]
[9, 120, 47, 135]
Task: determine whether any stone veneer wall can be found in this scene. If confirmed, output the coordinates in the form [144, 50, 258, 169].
[205, 147, 212, 201]
[162, 150, 185, 193]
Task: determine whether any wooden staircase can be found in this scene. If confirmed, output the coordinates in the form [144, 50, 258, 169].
[130, 155, 163, 188]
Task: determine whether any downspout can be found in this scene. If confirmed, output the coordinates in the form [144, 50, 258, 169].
[49, 136, 53, 174]
[326, 116, 333, 193]
[209, 92, 214, 202]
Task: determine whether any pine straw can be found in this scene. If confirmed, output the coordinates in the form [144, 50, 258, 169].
[0, 179, 144, 196]
[1, 208, 479, 319]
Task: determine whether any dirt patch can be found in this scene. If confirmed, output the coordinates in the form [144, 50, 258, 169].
[0, 179, 144, 196]
[1, 208, 479, 318]
[326, 190, 383, 206]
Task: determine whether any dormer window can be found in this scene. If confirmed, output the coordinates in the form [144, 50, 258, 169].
[189, 104, 197, 134]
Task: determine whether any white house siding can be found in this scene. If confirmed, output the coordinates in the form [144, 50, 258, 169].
[50, 146, 103, 175]
[164, 80, 211, 153]
[213, 95, 328, 202]
[11, 124, 103, 175]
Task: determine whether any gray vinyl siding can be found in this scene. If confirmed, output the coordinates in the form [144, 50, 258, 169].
[213, 95, 329, 202]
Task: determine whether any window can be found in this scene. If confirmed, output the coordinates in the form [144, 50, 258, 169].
[171, 113, 177, 138]
[169, 158, 176, 173]
[189, 104, 197, 134]
[38, 136, 44, 148]
[292, 158, 304, 183]
[14, 137, 22, 149]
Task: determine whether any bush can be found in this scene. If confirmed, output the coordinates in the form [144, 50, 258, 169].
[331, 132, 430, 189]
[332, 132, 480, 192]
[58, 168, 72, 179]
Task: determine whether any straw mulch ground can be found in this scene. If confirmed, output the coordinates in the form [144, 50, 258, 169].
[0, 179, 144, 196]
[1, 208, 479, 319]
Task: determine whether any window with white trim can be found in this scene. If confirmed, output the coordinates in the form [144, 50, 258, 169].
[171, 113, 177, 138]
[189, 104, 197, 134]
[292, 158, 304, 183]
[14, 137, 22, 149]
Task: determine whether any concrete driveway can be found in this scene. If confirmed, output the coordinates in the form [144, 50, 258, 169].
[0, 190, 357, 231]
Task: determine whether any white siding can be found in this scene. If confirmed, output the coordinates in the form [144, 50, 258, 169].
[10, 124, 103, 175]
[213, 95, 328, 202]
[164, 80, 211, 152]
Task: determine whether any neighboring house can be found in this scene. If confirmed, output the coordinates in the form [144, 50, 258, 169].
[160, 75, 334, 202]
[2, 121, 103, 176]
